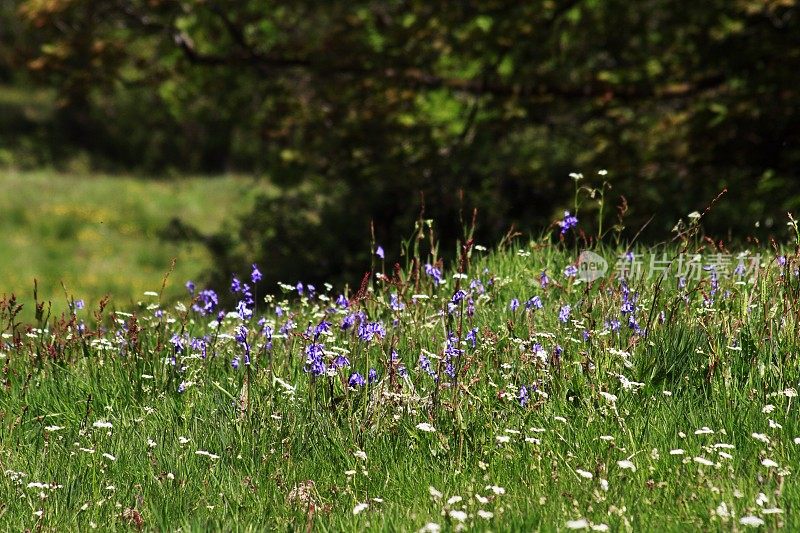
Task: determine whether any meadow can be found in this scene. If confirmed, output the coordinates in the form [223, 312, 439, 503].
[0, 170, 271, 320]
[2, 213, 799, 531]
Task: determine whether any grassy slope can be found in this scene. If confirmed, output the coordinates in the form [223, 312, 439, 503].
[0, 170, 269, 319]
[1, 239, 798, 531]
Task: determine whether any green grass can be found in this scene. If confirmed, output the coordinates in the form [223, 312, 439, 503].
[0, 170, 270, 319]
[1, 235, 799, 531]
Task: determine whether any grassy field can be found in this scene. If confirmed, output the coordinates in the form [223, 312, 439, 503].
[1, 226, 799, 531]
[0, 170, 269, 319]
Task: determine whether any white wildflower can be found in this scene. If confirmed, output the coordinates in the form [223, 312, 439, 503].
[762, 404, 775, 413]
[670, 449, 685, 455]
[693, 457, 715, 466]
[92, 421, 112, 429]
[353, 502, 369, 515]
[448, 510, 468, 522]
[496, 435, 511, 444]
[695, 427, 714, 435]
[739, 516, 764, 527]
[428, 486, 443, 499]
[576, 469, 593, 479]
[566, 518, 590, 530]
[761, 458, 779, 468]
[477, 510, 494, 519]
[102, 453, 116, 462]
[447, 496, 463, 505]
[195, 450, 220, 460]
[416, 422, 436, 433]
[751, 433, 770, 444]
[617, 460, 636, 472]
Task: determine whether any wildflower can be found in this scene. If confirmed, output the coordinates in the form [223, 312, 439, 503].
[576, 469, 593, 479]
[448, 510, 468, 522]
[465, 328, 478, 349]
[353, 502, 369, 515]
[739, 516, 764, 527]
[509, 298, 520, 312]
[92, 421, 113, 429]
[245, 266, 261, 287]
[519, 385, 529, 407]
[566, 519, 590, 530]
[477, 510, 494, 519]
[526, 296, 543, 310]
[558, 304, 571, 323]
[559, 211, 578, 234]
[428, 486, 443, 499]
[194, 450, 220, 460]
[616, 460, 636, 471]
[348, 373, 366, 388]
[564, 265, 578, 278]
[424, 264, 444, 286]
[376, 246, 385, 260]
[540, 271, 549, 288]
[368, 368, 378, 384]
[416, 422, 436, 433]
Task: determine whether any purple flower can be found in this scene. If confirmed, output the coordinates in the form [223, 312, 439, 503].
[465, 327, 478, 349]
[418, 354, 437, 380]
[564, 265, 578, 278]
[341, 313, 357, 331]
[509, 298, 520, 312]
[231, 357, 240, 370]
[185, 281, 195, 294]
[390, 293, 405, 311]
[73, 299, 85, 310]
[231, 276, 242, 294]
[348, 372, 366, 388]
[368, 368, 378, 383]
[425, 264, 444, 286]
[540, 271, 549, 289]
[304, 343, 326, 376]
[559, 211, 578, 234]
[192, 289, 218, 316]
[332, 355, 350, 369]
[251, 264, 262, 284]
[296, 282, 304, 295]
[526, 296, 543, 310]
[170, 333, 185, 353]
[335, 294, 349, 308]
[558, 304, 571, 324]
[376, 246, 385, 260]
[178, 381, 188, 394]
[519, 385, 529, 407]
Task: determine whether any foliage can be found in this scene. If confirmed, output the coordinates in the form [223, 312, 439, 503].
[6, 0, 800, 287]
[2, 235, 800, 530]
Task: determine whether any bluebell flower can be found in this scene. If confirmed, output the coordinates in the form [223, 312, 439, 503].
[465, 327, 478, 349]
[192, 289, 218, 316]
[525, 296, 543, 310]
[734, 261, 746, 277]
[251, 264, 262, 284]
[332, 355, 350, 368]
[178, 381, 188, 394]
[376, 246, 385, 260]
[185, 280, 195, 294]
[519, 385, 529, 407]
[559, 211, 578, 234]
[558, 304, 571, 323]
[509, 298, 520, 312]
[231, 276, 242, 293]
[170, 333, 185, 353]
[368, 368, 378, 383]
[296, 282, 304, 295]
[348, 372, 366, 388]
[335, 294, 349, 308]
[540, 271, 549, 289]
[390, 293, 405, 311]
[304, 343, 326, 376]
[424, 264, 444, 285]
[564, 265, 578, 278]
[341, 313, 357, 331]
[418, 354, 438, 380]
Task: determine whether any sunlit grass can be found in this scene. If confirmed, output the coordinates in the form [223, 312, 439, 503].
[1, 234, 799, 531]
[0, 170, 270, 319]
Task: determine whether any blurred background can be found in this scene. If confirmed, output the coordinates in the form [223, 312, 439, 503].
[1, 0, 799, 311]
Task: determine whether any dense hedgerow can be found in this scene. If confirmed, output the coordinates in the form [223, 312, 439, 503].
[2, 219, 800, 531]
